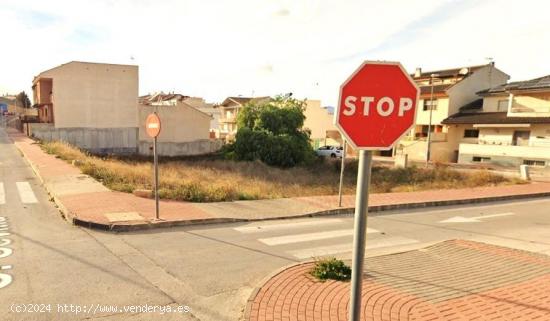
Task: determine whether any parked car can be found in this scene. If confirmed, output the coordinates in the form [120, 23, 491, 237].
[315, 145, 343, 158]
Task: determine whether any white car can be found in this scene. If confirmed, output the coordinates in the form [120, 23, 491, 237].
[315, 145, 343, 158]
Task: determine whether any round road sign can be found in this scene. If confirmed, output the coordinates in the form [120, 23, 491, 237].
[145, 112, 161, 138]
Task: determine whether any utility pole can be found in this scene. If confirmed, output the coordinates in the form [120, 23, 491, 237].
[338, 140, 347, 207]
[425, 73, 439, 167]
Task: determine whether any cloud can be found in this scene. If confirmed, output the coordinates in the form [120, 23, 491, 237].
[274, 8, 290, 16]
[1, 0, 549, 106]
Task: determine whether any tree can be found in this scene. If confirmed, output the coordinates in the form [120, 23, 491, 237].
[16, 91, 32, 108]
[230, 95, 315, 168]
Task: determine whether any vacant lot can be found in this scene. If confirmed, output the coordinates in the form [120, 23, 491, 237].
[41, 141, 524, 202]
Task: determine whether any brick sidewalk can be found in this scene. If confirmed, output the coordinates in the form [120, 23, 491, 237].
[8, 128, 550, 231]
[246, 240, 550, 321]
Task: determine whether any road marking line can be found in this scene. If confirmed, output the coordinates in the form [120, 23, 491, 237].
[439, 212, 515, 223]
[258, 228, 379, 246]
[234, 219, 343, 233]
[0, 183, 4, 205]
[472, 212, 515, 219]
[16, 182, 38, 204]
[289, 237, 419, 259]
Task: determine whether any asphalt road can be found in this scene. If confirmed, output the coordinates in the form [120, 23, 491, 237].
[1, 125, 550, 321]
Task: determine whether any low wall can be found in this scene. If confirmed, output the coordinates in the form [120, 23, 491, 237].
[29, 123, 138, 154]
[138, 139, 223, 157]
[458, 154, 522, 167]
[399, 140, 456, 163]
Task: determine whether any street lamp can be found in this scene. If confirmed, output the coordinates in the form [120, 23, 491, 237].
[425, 73, 440, 167]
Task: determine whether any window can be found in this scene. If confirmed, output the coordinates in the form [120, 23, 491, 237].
[513, 131, 530, 146]
[497, 99, 509, 112]
[473, 156, 491, 162]
[464, 129, 479, 138]
[523, 160, 545, 167]
[423, 99, 438, 111]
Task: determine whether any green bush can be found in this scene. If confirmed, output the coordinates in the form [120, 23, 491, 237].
[310, 258, 351, 281]
[228, 95, 315, 168]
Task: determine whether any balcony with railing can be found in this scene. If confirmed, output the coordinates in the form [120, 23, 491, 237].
[459, 143, 550, 159]
[219, 115, 237, 124]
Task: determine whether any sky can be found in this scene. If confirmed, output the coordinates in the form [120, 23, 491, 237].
[1, 0, 549, 106]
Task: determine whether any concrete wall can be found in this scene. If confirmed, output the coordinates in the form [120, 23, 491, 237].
[399, 139, 457, 163]
[138, 140, 223, 157]
[29, 123, 138, 154]
[37, 61, 139, 129]
[447, 65, 509, 115]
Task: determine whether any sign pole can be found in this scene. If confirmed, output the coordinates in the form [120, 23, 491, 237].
[153, 135, 160, 220]
[338, 139, 347, 207]
[145, 111, 162, 220]
[349, 149, 373, 321]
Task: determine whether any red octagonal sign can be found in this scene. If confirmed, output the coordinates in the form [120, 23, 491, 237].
[334, 61, 420, 150]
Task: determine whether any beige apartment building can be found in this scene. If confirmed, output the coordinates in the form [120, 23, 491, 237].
[303, 100, 341, 148]
[398, 63, 510, 162]
[31, 61, 139, 154]
[137, 92, 220, 156]
[218, 96, 270, 141]
[140, 92, 220, 138]
[442, 75, 550, 167]
[137, 102, 221, 156]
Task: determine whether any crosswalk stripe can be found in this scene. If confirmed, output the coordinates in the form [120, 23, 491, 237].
[16, 182, 38, 204]
[0, 183, 5, 205]
[234, 219, 343, 234]
[258, 228, 379, 246]
[289, 237, 419, 259]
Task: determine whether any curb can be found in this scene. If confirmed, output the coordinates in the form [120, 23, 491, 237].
[68, 190, 550, 232]
[241, 261, 315, 321]
[10, 133, 550, 233]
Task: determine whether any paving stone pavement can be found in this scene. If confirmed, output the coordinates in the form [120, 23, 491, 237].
[246, 240, 550, 321]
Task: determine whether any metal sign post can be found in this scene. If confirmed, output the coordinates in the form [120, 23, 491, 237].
[333, 61, 419, 321]
[145, 112, 162, 220]
[348, 150, 372, 320]
[153, 135, 159, 220]
[338, 140, 347, 207]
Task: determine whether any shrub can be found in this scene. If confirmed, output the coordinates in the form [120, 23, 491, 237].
[229, 95, 315, 168]
[310, 258, 351, 281]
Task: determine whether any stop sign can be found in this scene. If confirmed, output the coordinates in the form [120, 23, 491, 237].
[335, 61, 419, 150]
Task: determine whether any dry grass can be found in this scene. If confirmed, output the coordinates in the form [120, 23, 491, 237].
[40, 141, 524, 202]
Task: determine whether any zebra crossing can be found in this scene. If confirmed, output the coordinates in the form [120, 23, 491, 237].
[233, 218, 419, 260]
[0, 181, 39, 205]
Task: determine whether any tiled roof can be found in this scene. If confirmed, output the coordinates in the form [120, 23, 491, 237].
[221, 96, 271, 107]
[412, 64, 487, 79]
[442, 112, 550, 124]
[228, 97, 253, 105]
[458, 98, 484, 112]
[478, 75, 550, 95]
[419, 84, 453, 95]
[139, 92, 189, 104]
